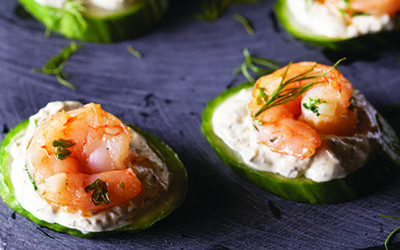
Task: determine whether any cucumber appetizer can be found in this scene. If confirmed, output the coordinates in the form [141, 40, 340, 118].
[274, 0, 400, 51]
[0, 101, 187, 237]
[202, 61, 400, 204]
[19, 0, 169, 42]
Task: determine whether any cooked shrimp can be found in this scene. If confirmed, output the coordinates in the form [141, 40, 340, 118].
[248, 62, 358, 160]
[320, 0, 400, 16]
[27, 103, 142, 213]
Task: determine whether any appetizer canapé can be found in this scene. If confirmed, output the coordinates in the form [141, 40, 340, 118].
[202, 61, 400, 204]
[0, 101, 187, 237]
[275, 0, 400, 50]
[19, 0, 169, 42]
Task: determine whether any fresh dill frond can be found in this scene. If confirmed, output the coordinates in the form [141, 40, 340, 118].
[233, 47, 281, 83]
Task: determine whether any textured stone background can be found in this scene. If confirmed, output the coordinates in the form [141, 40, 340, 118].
[0, 0, 400, 249]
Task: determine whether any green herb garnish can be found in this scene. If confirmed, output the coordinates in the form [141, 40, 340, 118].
[302, 97, 326, 116]
[233, 47, 281, 83]
[32, 41, 82, 90]
[379, 214, 400, 250]
[52, 138, 75, 160]
[64, 0, 87, 30]
[84, 179, 110, 206]
[194, 0, 259, 22]
[256, 88, 268, 105]
[119, 181, 125, 189]
[348, 96, 356, 111]
[233, 13, 254, 34]
[127, 45, 143, 59]
[254, 58, 346, 117]
[25, 164, 38, 191]
[339, 0, 370, 17]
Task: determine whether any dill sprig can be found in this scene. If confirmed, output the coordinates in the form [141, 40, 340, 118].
[32, 41, 82, 90]
[127, 45, 143, 59]
[233, 47, 281, 83]
[379, 214, 400, 250]
[233, 13, 254, 35]
[194, 0, 259, 22]
[254, 58, 346, 117]
[64, 0, 87, 30]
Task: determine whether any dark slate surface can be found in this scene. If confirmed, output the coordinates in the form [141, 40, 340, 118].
[1, 0, 400, 249]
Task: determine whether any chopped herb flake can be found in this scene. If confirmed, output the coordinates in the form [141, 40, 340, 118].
[52, 138, 75, 160]
[84, 179, 110, 206]
[302, 97, 326, 116]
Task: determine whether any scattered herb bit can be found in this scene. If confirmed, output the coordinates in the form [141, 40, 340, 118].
[302, 97, 326, 116]
[32, 41, 82, 90]
[34, 119, 38, 127]
[127, 45, 143, 59]
[194, 0, 259, 22]
[339, 0, 369, 17]
[119, 181, 125, 189]
[379, 214, 400, 250]
[52, 138, 75, 160]
[84, 179, 110, 206]
[254, 58, 346, 117]
[233, 47, 281, 83]
[348, 96, 356, 111]
[64, 0, 87, 30]
[25, 164, 38, 191]
[233, 13, 254, 34]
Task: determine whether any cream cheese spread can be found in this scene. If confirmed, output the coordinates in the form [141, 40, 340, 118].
[8, 101, 169, 233]
[212, 88, 381, 182]
[35, 0, 135, 11]
[286, 0, 399, 38]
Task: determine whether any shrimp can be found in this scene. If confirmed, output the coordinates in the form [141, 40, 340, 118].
[27, 103, 142, 213]
[320, 0, 400, 16]
[248, 62, 358, 160]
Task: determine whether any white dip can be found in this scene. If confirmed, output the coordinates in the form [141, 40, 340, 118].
[286, 0, 399, 38]
[212, 88, 381, 182]
[8, 101, 169, 233]
[35, 0, 135, 11]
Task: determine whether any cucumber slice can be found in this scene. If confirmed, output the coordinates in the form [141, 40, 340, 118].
[274, 0, 400, 51]
[201, 82, 400, 204]
[18, 0, 169, 43]
[0, 120, 187, 237]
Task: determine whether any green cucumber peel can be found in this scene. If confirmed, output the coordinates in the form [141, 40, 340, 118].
[18, 0, 169, 43]
[0, 120, 187, 237]
[201, 82, 400, 204]
[274, 0, 400, 51]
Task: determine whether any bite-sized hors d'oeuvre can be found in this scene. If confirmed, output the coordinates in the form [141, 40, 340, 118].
[202, 61, 400, 204]
[274, 0, 400, 51]
[0, 101, 187, 237]
[19, 0, 169, 42]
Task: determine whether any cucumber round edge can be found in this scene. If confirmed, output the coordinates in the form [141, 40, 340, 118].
[18, 0, 169, 43]
[201, 82, 400, 204]
[274, 0, 400, 51]
[0, 120, 187, 237]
